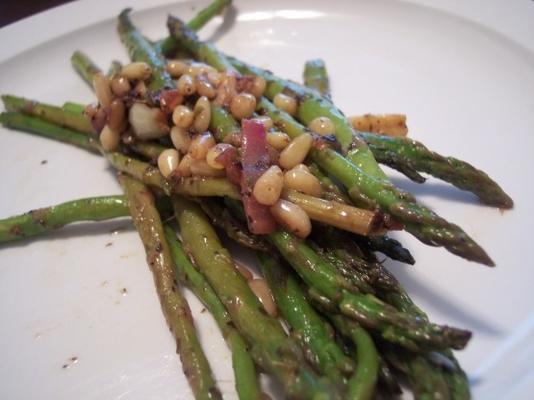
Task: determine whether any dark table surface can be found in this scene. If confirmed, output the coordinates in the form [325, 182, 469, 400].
[0, 0, 76, 28]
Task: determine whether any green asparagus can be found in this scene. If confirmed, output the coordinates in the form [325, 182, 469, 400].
[120, 175, 221, 400]
[303, 59, 330, 97]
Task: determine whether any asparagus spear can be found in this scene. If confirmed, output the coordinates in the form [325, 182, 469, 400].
[173, 197, 343, 399]
[360, 132, 513, 208]
[255, 98, 494, 266]
[197, 198, 270, 252]
[269, 230, 471, 352]
[358, 235, 415, 265]
[303, 59, 330, 97]
[0, 111, 96, 152]
[164, 226, 261, 400]
[160, 0, 233, 56]
[70, 50, 102, 87]
[0, 196, 128, 243]
[2, 95, 93, 134]
[119, 175, 222, 400]
[117, 9, 175, 92]
[257, 252, 355, 384]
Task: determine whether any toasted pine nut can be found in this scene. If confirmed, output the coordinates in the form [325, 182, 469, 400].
[84, 103, 98, 118]
[166, 60, 188, 77]
[177, 74, 196, 96]
[222, 132, 242, 147]
[177, 153, 193, 177]
[108, 98, 126, 133]
[206, 143, 234, 169]
[110, 75, 131, 97]
[293, 163, 310, 173]
[234, 260, 253, 281]
[270, 200, 311, 238]
[133, 81, 147, 97]
[196, 76, 217, 98]
[308, 116, 335, 136]
[92, 73, 113, 107]
[193, 96, 211, 133]
[190, 159, 226, 177]
[348, 114, 408, 137]
[284, 166, 322, 196]
[230, 93, 256, 120]
[278, 133, 313, 170]
[186, 62, 217, 77]
[251, 116, 273, 130]
[250, 76, 266, 98]
[189, 132, 216, 160]
[248, 279, 277, 317]
[170, 126, 192, 153]
[267, 131, 291, 151]
[99, 125, 120, 151]
[172, 105, 194, 128]
[121, 62, 152, 81]
[214, 72, 237, 106]
[206, 71, 222, 87]
[273, 93, 298, 116]
[157, 149, 180, 178]
[253, 166, 284, 206]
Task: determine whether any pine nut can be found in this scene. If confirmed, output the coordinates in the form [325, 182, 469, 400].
[248, 279, 277, 317]
[273, 93, 298, 116]
[133, 81, 147, 97]
[308, 116, 335, 136]
[251, 116, 273, 130]
[253, 165, 284, 206]
[177, 74, 196, 96]
[214, 72, 237, 106]
[270, 200, 312, 238]
[99, 125, 120, 151]
[177, 153, 193, 177]
[186, 62, 216, 77]
[234, 260, 253, 281]
[190, 159, 226, 177]
[92, 73, 113, 107]
[189, 131, 216, 160]
[250, 76, 266, 98]
[267, 131, 291, 151]
[278, 133, 313, 170]
[110, 75, 131, 97]
[230, 93, 256, 120]
[206, 143, 234, 169]
[293, 163, 310, 173]
[193, 96, 211, 133]
[170, 126, 192, 153]
[172, 105, 194, 128]
[157, 149, 180, 178]
[108, 98, 126, 133]
[196, 76, 217, 98]
[284, 166, 322, 196]
[121, 62, 152, 81]
[206, 71, 222, 87]
[166, 60, 188, 77]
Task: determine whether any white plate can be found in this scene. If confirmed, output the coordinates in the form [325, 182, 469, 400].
[1, 1, 533, 399]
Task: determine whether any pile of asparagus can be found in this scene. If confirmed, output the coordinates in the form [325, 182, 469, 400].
[0, 1, 513, 399]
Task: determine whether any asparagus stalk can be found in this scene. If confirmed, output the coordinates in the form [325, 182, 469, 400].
[0, 111, 96, 151]
[0, 196, 128, 243]
[2, 95, 93, 134]
[258, 252, 355, 384]
[119, 175, 222, 400]
[359, 235, 415, 265]
[160, 0, 233, 56]
[269, 230, 471, 352]
[107, 60, 123, 78]
[117, 9, 174, 92]
[62, 101, 86, 114]
[164, 226, 261, 400]
[303, 59, 330, 97]
[70, 50, 102, 87]
[255, 97, 494, 266]
[360, 132, 513, 209]
[197, 198, 270, 252]
[173, 197, 343, 399]
[307, 162, 351, 204]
